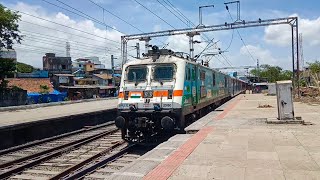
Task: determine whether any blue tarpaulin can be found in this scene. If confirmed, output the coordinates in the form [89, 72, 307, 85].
[27, 90, 67, 104]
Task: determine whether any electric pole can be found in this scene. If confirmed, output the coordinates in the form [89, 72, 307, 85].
[111, 55, 117, 87]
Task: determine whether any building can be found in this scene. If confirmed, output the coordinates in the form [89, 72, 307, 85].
[51, 74, 74, 89]
[84, 62, 95, 73]
[43, 53, 72, 76]
[93, 74, 112, 85]
[74, 78, 98, 85]
[85, 56, 105, 69]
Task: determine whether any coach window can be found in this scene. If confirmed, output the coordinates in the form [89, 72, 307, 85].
[186, 67, 191, 81]
[200, 70, 206, 81]
[192, 67, 196, 80]
[224, 77, 227, 87]
[212, 73, 216, 86]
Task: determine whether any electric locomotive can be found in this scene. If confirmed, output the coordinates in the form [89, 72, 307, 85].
[115, 46, 246, 142]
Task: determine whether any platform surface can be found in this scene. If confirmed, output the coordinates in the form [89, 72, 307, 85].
[0, 98, 118, 128]
[113, 93, 320, 180]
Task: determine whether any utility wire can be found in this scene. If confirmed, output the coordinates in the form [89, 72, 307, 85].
[156, 0, 189, 27]
[20, 20, 120, 48]
[132, 0, 175, 29]
[42, 0, 122, 34]
[225, 6, 256, 63]
[87, 0, 144, 33]
[22, 36, 111, 55]
[220, 53, 233, 67]
[8, 8, 120, 45]
[223, 29, 234, 51]
[22, 32, 119, 53]
[163, 0, 192, 26]
[213, 55, 228, 67]
[163, 0, 213, 43]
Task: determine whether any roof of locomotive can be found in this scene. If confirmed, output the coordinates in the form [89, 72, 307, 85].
[125, 49, 244, 82]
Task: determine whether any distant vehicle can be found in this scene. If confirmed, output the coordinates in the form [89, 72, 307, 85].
[115, 46, 247, 142]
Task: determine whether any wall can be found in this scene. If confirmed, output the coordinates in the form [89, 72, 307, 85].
[0, 89, 27, 107]
[17, 70, 49, 78]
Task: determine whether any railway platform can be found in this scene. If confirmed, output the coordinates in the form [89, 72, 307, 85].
[112, 93, 320, 180]
[0, 98, 118, 149]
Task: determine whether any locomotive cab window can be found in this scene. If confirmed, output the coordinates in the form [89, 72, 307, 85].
[127, 66, 147, 82]
[154, 64, 175, 81]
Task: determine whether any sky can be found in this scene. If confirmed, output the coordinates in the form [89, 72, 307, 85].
[1, 0, 320, 72]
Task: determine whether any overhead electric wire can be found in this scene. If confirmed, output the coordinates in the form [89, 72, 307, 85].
[220, 53, 233, 67]
[132, 0, 175, 29]
[156, 0, 189, 27]
[163, 0, 192, 26]
[223, 29, 234, 51]
[54, 0, 175, 51]
[213, 55, 228, 67]
[16, 43, 109, 58]
[20, 21, 120, 48]
[22, 32, 119, 53]
[163, 0, 213, 43]
[42, 0, 123, 34]
[87, 0, 144, 33]
[22, 37, 111, 55]
[8, 8, 120, 45]
[225, 6, 256, 63]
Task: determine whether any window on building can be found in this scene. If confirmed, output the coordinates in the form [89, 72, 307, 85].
[90, 65, 93, 68]
[62, 65, 66, 69]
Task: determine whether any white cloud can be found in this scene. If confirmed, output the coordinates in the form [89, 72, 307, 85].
[6, 2, 123, 68]
[240, 45, 276, 64]
[264, 14, 320, 47]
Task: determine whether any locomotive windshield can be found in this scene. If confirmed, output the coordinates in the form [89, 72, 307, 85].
[127, 66, 147, 82]
[154, 64, 174, 81]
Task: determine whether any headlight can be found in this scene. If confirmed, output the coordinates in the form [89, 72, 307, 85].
[143, 90, 153, 98]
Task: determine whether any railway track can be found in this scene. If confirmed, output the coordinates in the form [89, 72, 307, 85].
[0, 122, 126, 179]
[65, 144, 152, 180]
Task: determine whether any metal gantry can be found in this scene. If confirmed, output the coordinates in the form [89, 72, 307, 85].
[121, 16, 300, 94]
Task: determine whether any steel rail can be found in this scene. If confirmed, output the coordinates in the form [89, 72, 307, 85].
[50, 141, 127, 179]
[0, 121, 115, 156]
[0, 128, 119, 179]
[64, 144, 136, 180]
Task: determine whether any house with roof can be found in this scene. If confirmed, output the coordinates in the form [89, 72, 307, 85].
[92, 74, 113, 86]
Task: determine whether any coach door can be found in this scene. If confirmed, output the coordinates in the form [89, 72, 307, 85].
[191, 65, 198, 106]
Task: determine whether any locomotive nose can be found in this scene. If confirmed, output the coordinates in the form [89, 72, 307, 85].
[161, 116, 174, 131]
[115, 116, 126, 128]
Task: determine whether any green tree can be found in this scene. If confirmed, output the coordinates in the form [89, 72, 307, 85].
[17, 62, 34, 73]
[0, 4, 22, 49]
[0, 58, 15, 89]
[250, 64, 293, 83]
[39, 84, 50, 94]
